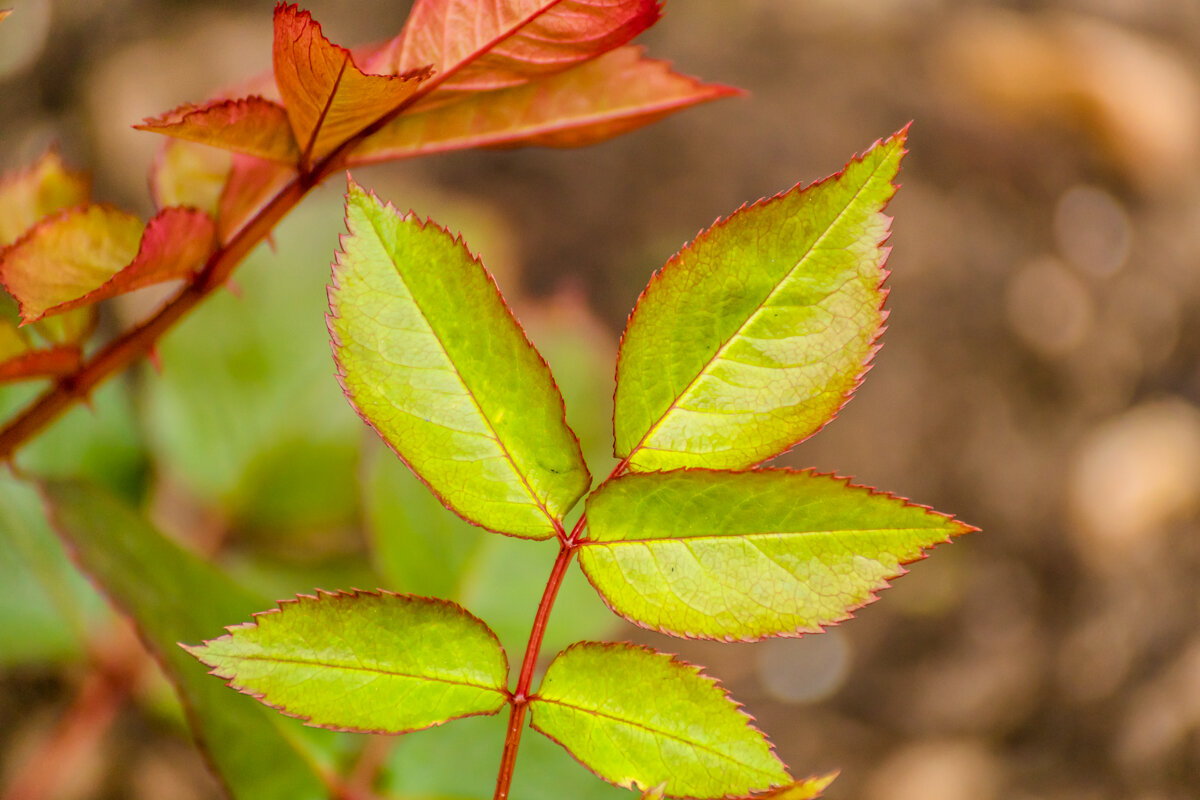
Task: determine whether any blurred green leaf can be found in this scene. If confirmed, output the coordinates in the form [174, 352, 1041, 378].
[43, 479, 334, 800]
[0, 475, 107, 665]
[144, 193, 361, 531]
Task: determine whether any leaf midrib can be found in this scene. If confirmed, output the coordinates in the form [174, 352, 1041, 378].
[624, 150, 891, 464]
[580, 526, 942, 546]
[207, 651, 504, 693]
[532, 696, 783, 780]
[361, 208, 555, 529]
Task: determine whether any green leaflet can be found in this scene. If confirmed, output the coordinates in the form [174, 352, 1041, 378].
[329, 180, 590, 538]
[42, 480, 331, 800]
[186, 590, 509, 734]
[580, 469, 971, 641]
[529, 642, 789, 798]
[613, 130, 905, 472]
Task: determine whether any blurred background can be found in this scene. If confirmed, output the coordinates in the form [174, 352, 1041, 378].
[2, 1, 1200, 799]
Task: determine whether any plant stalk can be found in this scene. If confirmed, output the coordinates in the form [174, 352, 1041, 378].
[493, 540, 576, 800]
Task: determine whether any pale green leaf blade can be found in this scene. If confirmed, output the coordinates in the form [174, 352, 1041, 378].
[529, 642, 790, 798]
[41, 480, 331, 800]
[329, 179, 590, 538]
[580, 469, 972, 641]
[186, 590, 509, 734]
[614, 130, 906, 472]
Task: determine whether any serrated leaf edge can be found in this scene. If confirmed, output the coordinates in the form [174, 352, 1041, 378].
[326, 176, 590, 540]
[578, 465, 975, 643]
[612, 126, 909, 470]
[529, 640, 790, 800]
[182, 587, 511, 736]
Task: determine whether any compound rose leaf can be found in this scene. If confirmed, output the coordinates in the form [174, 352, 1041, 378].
[329, 179, 590, 538]
[614, 129, 907, 472]
[530, 642, 790, 798]
[185, 590, 509, 734]
[352, 47, 738, 163]
[136, 96, 300, 164]
[273, 4, 428, 169]
[581, 469, 972, 641]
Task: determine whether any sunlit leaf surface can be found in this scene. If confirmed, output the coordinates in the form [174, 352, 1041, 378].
[581, 469, 970, 640]
[187, 590, 509, 734]
[137, 96, 300, 164]
[614, 130, 906, 472]
[530, 642, 790, 798]
[329, 180, 590, 538]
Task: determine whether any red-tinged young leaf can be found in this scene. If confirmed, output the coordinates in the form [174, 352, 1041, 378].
[0, 10, 10, 24]
[151, 139, 232, 215]
[367, 0, 660, 98]
[0, 344, 81, 383]
[530, 642, 790, 798]
[136, 96, 300, 164]
[752, 772, 839, 800]
[185, 590, 510, 734]
[42, 480, 331, 800]
[580, 469, 972, 641]
[0, 205, 144, 323]
[329, 179, 590, 538]
[0, 148, 90, 246]
[614, 129, 907, 472]
[273, 4, 428, 169]
[37, 208, 217, 319]
[352, 47, 738, 163]
[217, 155, 298, 243]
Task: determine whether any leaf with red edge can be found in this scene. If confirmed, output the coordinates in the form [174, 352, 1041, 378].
[136, 96, 299, 164]
[366, 0, 660, 99]
[39, 208, 217, 318]
[613, 129, 907, 472]
[752, 772, 840, 799]
[580, 468, 971, 641]
[529, 642, 790, 798]
[0, 148, 90, 247]
[352, 47, 738, 163]
[0, 207, 216, 324]
[272, 4, 428, 169]
[0, 205, 145, 323]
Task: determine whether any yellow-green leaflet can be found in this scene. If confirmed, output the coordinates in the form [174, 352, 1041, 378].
[580, 469, 971, 641]
[614, 130, 905, 471]
[329, 180, 590, 538]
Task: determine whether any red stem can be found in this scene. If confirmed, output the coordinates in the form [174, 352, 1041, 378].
[493, 540, 576, 800]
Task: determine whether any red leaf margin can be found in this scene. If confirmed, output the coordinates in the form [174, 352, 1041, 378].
[529, 640, 791, 800]
[611, 125, 911, 471]
[182, 588, 512, 736]
[576, 465, 977, 643]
